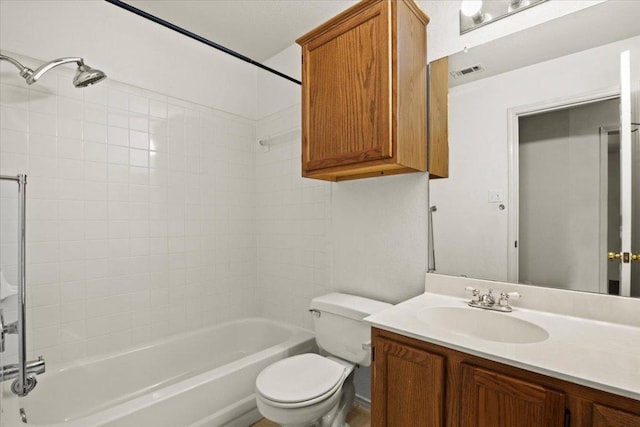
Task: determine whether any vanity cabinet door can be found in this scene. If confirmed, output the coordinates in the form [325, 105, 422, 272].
[591, 403, 640, 427]
[460, 364, 566, 427]
[372, 337, 445, 427]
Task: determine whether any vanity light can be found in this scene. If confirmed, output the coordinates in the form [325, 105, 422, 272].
[460, 0, 547, 34]
[460, 0, 489, 25]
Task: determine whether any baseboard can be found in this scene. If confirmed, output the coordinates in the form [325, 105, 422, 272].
[354, 394, 371, 410]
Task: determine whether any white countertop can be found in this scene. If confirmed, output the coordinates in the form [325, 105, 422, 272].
[365, 292, 640, 401]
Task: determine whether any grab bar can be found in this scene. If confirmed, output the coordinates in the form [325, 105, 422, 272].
[0, 357, 45, 382]
[0, 174, 43, 396]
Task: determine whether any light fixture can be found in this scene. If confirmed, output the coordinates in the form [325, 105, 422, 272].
[460, 0, 547, 34]
[460, 0, 490, 25]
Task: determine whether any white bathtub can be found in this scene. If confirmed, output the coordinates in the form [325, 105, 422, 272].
[1, 318, 315, 427]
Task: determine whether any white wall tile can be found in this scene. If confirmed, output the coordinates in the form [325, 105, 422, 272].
[84, 104, 107, 125]
[30, 111, 57, 136]
[108, 126, 129, 147]
[29, 133, 56, 157]
[58, 97, 83, 121]
[0, 128, 28, 154]
[107, 145, 128, 165]
[83, 122, 107, 143]
[1, 106, 29, 132]
[58, 118, 82, 140]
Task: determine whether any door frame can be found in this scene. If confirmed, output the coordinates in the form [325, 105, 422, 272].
[506, 87, 620, 283]
[599, 126, 622, 294]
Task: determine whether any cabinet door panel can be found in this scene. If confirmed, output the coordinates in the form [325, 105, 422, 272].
[592, 403, 640, 427]
[460, 364, 565, 427]
[302, 1, 391, 172]
[372, 337, 445, 427]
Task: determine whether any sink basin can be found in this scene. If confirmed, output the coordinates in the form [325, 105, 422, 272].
[416, 306, 549, 344]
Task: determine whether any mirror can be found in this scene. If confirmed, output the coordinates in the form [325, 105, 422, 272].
[430, 1, 640, 297]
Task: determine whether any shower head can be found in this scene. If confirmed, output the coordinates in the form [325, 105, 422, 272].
[73, 64, 107, 88]
[0, 54, 107, 87]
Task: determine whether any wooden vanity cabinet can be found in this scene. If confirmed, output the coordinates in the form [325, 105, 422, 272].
[296, 0, 433, 182]
[460, 364, 566, 427]
[372, 328, 640, 427]
[372, 338, 445, 426]
[591, 404, 640, 427]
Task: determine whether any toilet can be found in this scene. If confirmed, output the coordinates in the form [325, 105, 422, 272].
[255, 293, 392, 427]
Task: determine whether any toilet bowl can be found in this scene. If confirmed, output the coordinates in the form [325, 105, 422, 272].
[256, 354, 355, 427]
[255, 293, 392, 427]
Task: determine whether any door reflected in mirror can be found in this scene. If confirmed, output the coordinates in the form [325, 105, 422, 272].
[515, 98, 628, 295]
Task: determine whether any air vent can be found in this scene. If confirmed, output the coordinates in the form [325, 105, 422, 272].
[450, 64, 485, 79]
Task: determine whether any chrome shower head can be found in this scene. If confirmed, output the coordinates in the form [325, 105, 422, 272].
[73, 64, 107, 88]
[0, 54, 107, 87]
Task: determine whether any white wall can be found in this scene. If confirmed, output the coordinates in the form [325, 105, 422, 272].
[0, 0, 258, 118]
[430, 35, 640, 282]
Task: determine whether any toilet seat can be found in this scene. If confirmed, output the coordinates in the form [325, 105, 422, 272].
[256, 353, 347, 408]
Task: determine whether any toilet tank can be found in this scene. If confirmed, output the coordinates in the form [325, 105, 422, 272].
[309, 293, 392, 367]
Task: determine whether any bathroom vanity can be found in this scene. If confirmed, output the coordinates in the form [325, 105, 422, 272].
[366, 279, 640, 427]
[371, 328, 639, 427]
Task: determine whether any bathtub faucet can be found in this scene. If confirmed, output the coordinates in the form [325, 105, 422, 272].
[0, 356, 45, 394]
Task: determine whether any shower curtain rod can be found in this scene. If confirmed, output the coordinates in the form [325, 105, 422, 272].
[104, 0, 302, 86]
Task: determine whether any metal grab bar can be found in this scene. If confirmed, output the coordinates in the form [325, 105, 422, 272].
[0, 174, 43, 396]
[0, 357, 45, 382]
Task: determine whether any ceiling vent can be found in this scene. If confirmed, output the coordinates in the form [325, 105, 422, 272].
[450, 64, 485, 79]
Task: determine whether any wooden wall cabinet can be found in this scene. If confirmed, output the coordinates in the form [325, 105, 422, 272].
[372, 328, 640, 427]
[296, 0, 438, 182]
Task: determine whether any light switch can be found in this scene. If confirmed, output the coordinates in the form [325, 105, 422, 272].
[488, 190, 504, 203]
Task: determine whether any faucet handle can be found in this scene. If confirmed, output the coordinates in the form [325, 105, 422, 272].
[507, 291, 521, 300]
[465, 286, 480, 302]
[498, 291, 521, 307]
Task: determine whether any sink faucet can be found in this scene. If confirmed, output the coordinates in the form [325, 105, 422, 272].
[479, 289, 496, 306]
[465, 287, 521, 312]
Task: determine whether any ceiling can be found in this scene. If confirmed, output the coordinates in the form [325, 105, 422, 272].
[124, 1, 358, 62]
[122, 0, 640, 86]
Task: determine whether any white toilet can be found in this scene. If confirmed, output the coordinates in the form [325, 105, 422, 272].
[255, 293, 391, 427]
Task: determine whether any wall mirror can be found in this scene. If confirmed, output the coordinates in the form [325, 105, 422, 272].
[430, 1, 640, 298]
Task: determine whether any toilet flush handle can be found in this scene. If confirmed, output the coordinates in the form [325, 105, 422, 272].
[308, 309, 321, 318]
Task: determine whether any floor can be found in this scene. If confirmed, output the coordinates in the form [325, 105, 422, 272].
[251, 405, 371, 427]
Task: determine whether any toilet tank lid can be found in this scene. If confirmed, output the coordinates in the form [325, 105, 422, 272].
[310, 293, 392, 320]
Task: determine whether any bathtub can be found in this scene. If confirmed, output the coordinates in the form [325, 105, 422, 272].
[1, 318, 315, 427]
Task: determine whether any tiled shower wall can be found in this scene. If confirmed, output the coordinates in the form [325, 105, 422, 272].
[0, 52, 257, 367]
[255, 104, 333, 330]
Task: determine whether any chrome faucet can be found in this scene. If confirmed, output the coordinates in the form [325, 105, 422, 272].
[465, 287, 521, 312]
[0, 308, 45, 394]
